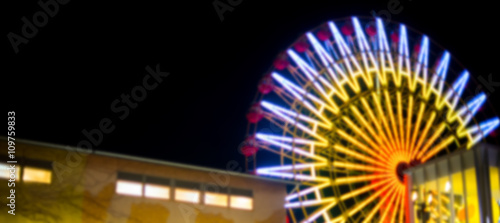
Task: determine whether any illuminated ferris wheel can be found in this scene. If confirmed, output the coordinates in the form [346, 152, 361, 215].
[241, 16, 499, 222]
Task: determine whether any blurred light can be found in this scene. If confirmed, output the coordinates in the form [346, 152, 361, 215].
[145, 183, 170, 200]
[412, 191, 418, 201]
[427, 194, 433, 204]
[23, 166, 51, 184]
[445, 181, 451, 192]
[116, 180, 142, 197]
[205, 192, 228, 207]
[175, 188, 200, 203]
[0, 163, 20, 180]
[230, 195, 253, 210]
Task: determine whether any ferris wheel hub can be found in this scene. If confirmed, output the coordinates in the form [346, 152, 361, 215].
[396, 159, 421, 183]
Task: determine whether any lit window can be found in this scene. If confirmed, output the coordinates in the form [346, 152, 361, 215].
[0, 163, 20, 180]
[116, 180, 143, 197]
[230, 195, 253, 210]
[23, 167, 51, 184]
[205, 192, 228, 207]
[175, 188, 200, 203]
[145, 183, 170, 200]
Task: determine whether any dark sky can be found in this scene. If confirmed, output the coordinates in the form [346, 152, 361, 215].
[3, 0, 500, 170]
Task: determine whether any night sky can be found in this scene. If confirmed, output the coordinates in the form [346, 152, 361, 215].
[4, 0, 500, 171]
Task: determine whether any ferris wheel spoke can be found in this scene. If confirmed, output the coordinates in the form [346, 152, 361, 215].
[285, 197, 336, 209]
[330, 178, 397, 222]
[339, 177, 392, 201]
[272, 72, 339, 115]
[413, 36, 429, 92]
[399, 26, 413, 91]
[383, 90, 403, 151]
[332, 161, 388, 173]
[456, 93, 486, 128]
[302, 201, 337, 223]
[258, 163, 327, 173]
[409, 102, 426, 158]
[261, 101, 329, 143]
[256, 134, 327, 146]
[398, 187, 406, 223]
[443, 70, 469, 119]
[404, 95, 414, 154]
[375, 18, 396, 87]
[414, 123, 447, 160]
[336, 130, 382, 162]
[306, 32, 349, 101]
[396, 92, 406, 156]
[427, 52, 451, 100]
[329, 21, 362, 92]
[333, 173, 390, 186]
[420, 135, 456, 162]
[257, 169, 329, 182]
[288, 49, 340, 108]
[333, 145, 387, 169]
[256, 133, 327, 162]
[359, 98, 397, 152]
[286, 182, 331, 201]
[361, 180, 400, 223]
[372, 92, 399, 151]
[465, 118, 500, 147]
[341, 116, 391, 160]
[378, 184, 401, 222]
[349, 106, 394, 154]
[352, 17, 378, 88]
[411, 110, 436, 158]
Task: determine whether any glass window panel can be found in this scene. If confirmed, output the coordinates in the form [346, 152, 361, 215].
[23, 166, 51, 184]
[437, 160, 453, 222]
[0, 163, 20, 180]
[424, 164, 439, 222]
[175, 188, 200, 203]
[205, 192, 228, 207]
[230, 195, 253, 210]
[490, 166, 500, 223]
[464, 167, 480, 223]
[116, 180, 143, 197]
[437, 175, 453, 222]
[145, 183, 170, 200]
[462, 152, 480, 223]
[450, 155, 466, 222]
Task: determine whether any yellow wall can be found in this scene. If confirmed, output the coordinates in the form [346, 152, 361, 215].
[490, 167, 500, 222]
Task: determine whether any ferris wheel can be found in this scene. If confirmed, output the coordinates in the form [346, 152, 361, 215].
[241, 16, 500, 222]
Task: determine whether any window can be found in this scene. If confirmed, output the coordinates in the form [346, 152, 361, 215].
[175, 188, 200, 203]
[144, 176, 170, 200]
[145, 184, 170, 199]
[230, 195, 253, 210]
[23, 166, 52, 184]
[116, 180, 143, 196]
[229, 188, 253, 210]
[116, 172, 143, 197]
[205, 192, 228, 207]
[0, 163, 20, 180]
[175, 181, 201, 203]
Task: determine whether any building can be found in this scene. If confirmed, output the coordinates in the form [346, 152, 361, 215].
[405, 143, 500, 223]
[0, 138, 289, 223]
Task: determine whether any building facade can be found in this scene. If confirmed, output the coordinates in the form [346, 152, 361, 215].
[0, 138, 288, 223]
[405, 144, 500, 223]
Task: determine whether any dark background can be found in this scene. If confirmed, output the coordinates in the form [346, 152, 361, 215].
[3, 0, 499, 170]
